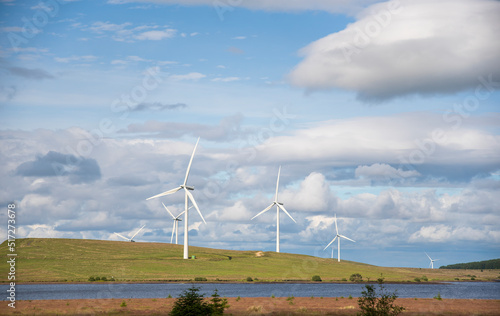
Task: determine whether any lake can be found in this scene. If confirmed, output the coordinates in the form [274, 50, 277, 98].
[2, 282, 499, 301]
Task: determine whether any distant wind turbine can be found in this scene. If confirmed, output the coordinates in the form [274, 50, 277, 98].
[114, 224, 146, 242]
[147, 138, 206, 259]
[323, 214, 355, 262]
[425, 252, 439, 269]
[163, 202, 192, 244]
[251, 166, 296, 253]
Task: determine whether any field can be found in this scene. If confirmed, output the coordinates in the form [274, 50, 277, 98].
[2, 297, 500, 315]
[1, 238, 499, 283]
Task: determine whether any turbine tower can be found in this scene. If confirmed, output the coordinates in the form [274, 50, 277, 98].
[426, 252, 439, 269]
[147, 138, 206, 259]
[251, 166, 296, 253]
[114, 224, 146, 242]
[323, 214, 355, 262]
[162, 202, 187, 244]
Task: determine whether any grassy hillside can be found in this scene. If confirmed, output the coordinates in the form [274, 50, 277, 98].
[1, 238, 499, 283]
[440, 258, 500, 270]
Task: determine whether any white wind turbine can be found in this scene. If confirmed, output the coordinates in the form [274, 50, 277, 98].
[425, 252, 439, 269]
[163, 202, 192, 244]
[323, 214, 355, 262]
[251, 166, 296, 253]
[114, 224, 146, 242]
[147, 138, 206, 259]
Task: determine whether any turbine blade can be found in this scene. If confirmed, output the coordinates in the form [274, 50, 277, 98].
[425, 252, 432, 260]
[170, 221, 175, 243]
[277, 204, 296, 223]
[334, 214, 338, 235]
[131, 224, 146, 240]
[183, 137, 200, 186]
[251, 203, 274, 220]
[339, 235, 355, 243]
[162, 202, 176, 219]
[275, 166, 281, 201]
[323, 236, 337, 250]
[186, 189, 206, 224]
[147, 186, 182, 200]
[114, 232, 129, 241]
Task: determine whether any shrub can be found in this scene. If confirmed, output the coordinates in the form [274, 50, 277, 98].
[357, 278, 405, 316]
[120, 301, 127, 307]
[342, 278, 347, 281]
[350, 273, 363, 282]
[246, 277, 253, 282]
[194, 277, 207, 282]
[471, 277, 475, 280]
[95, 276, 100, 281]
[312, 275, 322, 282]
[348, 294, 353, 299]
[88, 276, 95, 282]
[287, 295, 295, 305]
[236, 296, 241, 302]
[101, 277, 107, 281]
[271, 294, 275, 298]
[421, 275, 428, 282]
[414, 277, 421, 282]
[434, 292, 442, 300]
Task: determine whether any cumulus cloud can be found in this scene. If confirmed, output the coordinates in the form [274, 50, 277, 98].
[86, 21, 177, 42]
[134, 29, 176, 40]
[355, 163, 420, 180]
[15, 151, 101, 184]
[409, 225, 499, 243]
[289, 0, 500, 101]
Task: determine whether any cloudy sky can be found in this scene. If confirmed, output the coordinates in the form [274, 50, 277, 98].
[1, 0, 499, 268]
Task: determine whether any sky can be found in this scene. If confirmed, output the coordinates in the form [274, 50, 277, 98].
[1, 0, 499, 268]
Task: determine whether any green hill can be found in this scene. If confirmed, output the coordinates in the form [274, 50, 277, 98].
[1, 238, 498, 283]
[440, 258, 500, 270]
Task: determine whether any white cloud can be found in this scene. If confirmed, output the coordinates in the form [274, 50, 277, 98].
[409, 225, 499, 243]
[232, 36, 246, 40]
[289, 0, 500, 100]
[281, 172, 331, 212]
[54, 55, 98, 63]
[211, 77, 240, 82]
[169, 72, 206, 81]
[134, 29, 176, 40]
[355, 163, 420, 180]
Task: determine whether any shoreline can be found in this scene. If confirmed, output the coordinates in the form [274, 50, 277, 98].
[4, 279, 499, 285]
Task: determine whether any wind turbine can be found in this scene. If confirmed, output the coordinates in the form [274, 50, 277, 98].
[163, 202, 191, 244]
[147, 138, 206, 259]
[323, 214, 355, 262]
[251, 166, 296, 253]
[425, 252, 439, 269]
[114, 224, 146, 242]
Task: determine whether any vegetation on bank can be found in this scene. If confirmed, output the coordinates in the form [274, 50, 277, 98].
[1, 238, 499, 283]
[440, 258, 500, 270]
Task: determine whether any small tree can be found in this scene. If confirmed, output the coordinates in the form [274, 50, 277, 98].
[209, 289, 229, 316]
[357, 278, 405, 316]
[169, 286, 211, 316]
[350, 273, 363, 282]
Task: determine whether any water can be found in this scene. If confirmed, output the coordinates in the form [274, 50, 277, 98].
[2, 282, 499, 301]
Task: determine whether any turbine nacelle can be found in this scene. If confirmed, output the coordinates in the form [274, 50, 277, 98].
[181, 185, 194, 190]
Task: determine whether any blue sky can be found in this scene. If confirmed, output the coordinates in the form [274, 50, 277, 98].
[1, 0, 499, 268]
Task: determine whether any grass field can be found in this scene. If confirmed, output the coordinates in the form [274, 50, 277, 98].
[1, 238, 498, 283]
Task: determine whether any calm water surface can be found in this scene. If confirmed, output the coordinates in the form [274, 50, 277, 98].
[2, 282, 499, 301]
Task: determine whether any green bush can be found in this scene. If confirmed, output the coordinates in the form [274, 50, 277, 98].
[350, 273, 363, 282]
[95, 276, 100, 281]
[312, 275, 322, 282]
[194, 277, 207, 282]
[101, 276, 107, 281]
[434, 292, 442, 300]
[357, 278, 405, 316]
[120, 300, 127, 307]
[88, 276, 95, 282]
[209, 289, 230, 316]
[246, 277, 253, 282]
[414, 277, 421, 282]
[421, 275, 428, 282]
